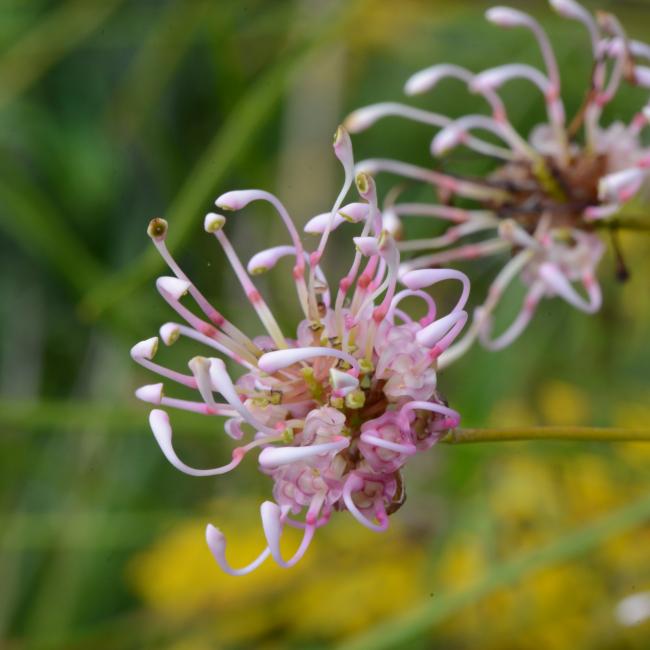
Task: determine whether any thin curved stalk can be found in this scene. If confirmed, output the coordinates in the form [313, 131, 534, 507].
[441, 426, 650, 444]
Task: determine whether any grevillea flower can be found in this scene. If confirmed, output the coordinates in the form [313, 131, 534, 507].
[346, 0, 650, 363]
[131, 127, 469, 574]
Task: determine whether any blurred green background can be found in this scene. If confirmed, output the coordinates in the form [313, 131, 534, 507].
[1, 0, 649, 648]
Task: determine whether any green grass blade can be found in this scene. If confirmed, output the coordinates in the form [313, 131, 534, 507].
[0, 0, 125, 110]
[0, 175, 104, 294]
[79, 0, 359, 321]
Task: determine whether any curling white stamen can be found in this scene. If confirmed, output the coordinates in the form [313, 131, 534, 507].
[549, 0, 599, 54]
[208, 358, 278, 435]
[258, 347, 360, 373]
[342, 475, 389, 532]
[149, 409, 246, 476]
[416, 311, 468, 349]
[538, 262, 601, 312]
[258, 437, 350, 468]
[359, 432, 416, 455]
[205, 524, 271, 576]
[486, 7, 560, 88]
[401, 269, 470, 313]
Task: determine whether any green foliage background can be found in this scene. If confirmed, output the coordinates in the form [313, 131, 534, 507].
[0, 0, 649, 648]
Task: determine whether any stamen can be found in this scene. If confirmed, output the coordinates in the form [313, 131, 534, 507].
[258, 437, 349, 468]
[261, 497, 323, 568]
[486, 6, 560, 89]
[398, 219, 499, 253]
[359, 432, 417, 455]
[398, 239, 510, 275]
[393, 203, 494, 224]
[149, 409, 250, 476]
[599, 168, 646, 203]
[345, 102, 513, 160]
[135, 383, 164, 405]
[538, 262, 601, 312]
[131, 338, 197, 388]
[550, 0, 599, 56]
[388, 289, 437, 325]
[342, 475, 389, 532]
[438, 249, 534, 368]
[479, 281, 545, 349]
[356, 158, 510, 202]
[213, 191, 310, 318]
[205, 524, 271, 576]
[400, 268, 471, 312]
[399, 401, 461, 431]
[206, 216, 288, 349]
[209, 358, 278, 435]
[416, 310, 468, 352]
[258, 347, 360, 373]
[159, 322, 256, 369]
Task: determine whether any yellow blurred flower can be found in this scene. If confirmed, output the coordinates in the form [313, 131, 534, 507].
[537, 380, 590, 426]
[128, 498, 429, 645]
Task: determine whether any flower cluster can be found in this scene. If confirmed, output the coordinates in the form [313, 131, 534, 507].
[346, 0, 650, 363]
[131, 128, 469, 574]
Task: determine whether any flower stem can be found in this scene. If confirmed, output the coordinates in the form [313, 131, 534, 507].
[593, 217, 650, 233]
[440, 426, 650, 445]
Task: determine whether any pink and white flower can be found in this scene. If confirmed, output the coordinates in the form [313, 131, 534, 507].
[132, 127, 468, 574]
[346, 0, 650, 363]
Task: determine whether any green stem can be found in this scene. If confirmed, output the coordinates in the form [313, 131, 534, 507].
[592, 216, 650, 232]
[441, 426, 650, 444]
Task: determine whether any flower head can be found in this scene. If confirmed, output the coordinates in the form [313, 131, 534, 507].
[346, 0, 650, 363]
[132, 127, 469, 574]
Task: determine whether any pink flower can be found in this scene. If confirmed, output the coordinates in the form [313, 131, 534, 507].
[132, 127, 469, 574]
[346, 0, 650, 363]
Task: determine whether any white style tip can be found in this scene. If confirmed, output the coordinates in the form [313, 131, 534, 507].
[333, 125, 354, 168]
[215, 189, 258, 211]
[206, 523, 226, 551]
[156, 276, 191, 300]
[404, 66, 445, 95]
[304, 212, 345, 235]
[598, 168, 645, 203]
[485, 6, 530, 27]
[149, 408, 172, 446]
[634, 66, 650, 88]
[431, 127, 463, 156]
[204, 212, 226, 233]
[130, 337, 159, 360]
[344, 106, 387, 132]
[353, 236, 380, 257]
[549, 0, 587, 20]
[470, 68, 503, 92]
[135, 383, 164, 404]
[416, 311, 467, 348]
[159, 322, 181, 346]
[247, 245, 295, 274]
[147, 218, 168, 241]
[338, 202, 369, 223]
[329, 368, 359, 393]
